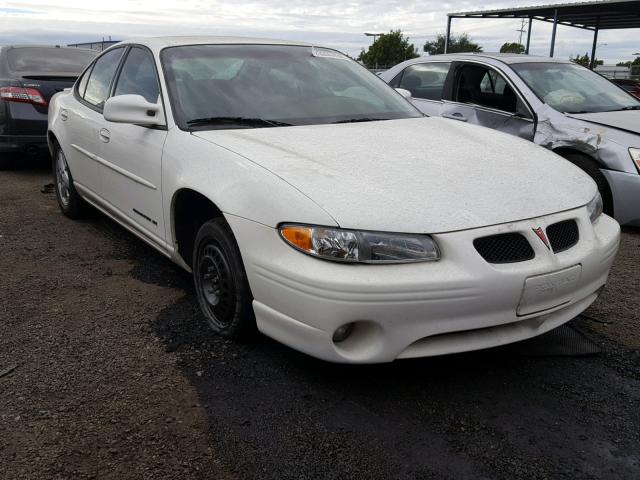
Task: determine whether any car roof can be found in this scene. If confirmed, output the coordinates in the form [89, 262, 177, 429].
[399, 52, 572, 66]
[0, 43, 100, 55]
[117, 36, 313, 51]
[0, 44, 96, 52]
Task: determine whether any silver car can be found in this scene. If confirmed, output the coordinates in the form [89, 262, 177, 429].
[380, 54, 640, 226]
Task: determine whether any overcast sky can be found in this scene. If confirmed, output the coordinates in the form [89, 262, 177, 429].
[1, 1, 638, 64]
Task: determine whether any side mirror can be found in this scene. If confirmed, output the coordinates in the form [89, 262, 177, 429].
[395, 88, 412, 100]
[104, 94, 165, 127]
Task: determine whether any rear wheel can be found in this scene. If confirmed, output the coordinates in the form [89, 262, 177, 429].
[53, 144, 86, 218]
[193, 218, 256, 338]
[561, 152, 614, 217]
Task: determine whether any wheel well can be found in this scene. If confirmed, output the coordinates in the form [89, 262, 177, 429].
[173, 189, 223, 267]
[553, 147, 600, 166]
[47, 131, 59, 155]
[552, 147, 614, 216]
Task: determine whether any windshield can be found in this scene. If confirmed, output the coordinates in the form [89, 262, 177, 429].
[160, 44, 422, 129]
[512, 62, 640, 114]
[7, 47, 97, 74]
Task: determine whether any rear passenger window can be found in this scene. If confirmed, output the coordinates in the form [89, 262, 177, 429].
[114, 47, 160, 103]
[398, 63, 451, 101]
[83, 48, 124, 108]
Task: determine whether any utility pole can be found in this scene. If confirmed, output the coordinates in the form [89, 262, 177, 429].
[516, 18, 527, 46]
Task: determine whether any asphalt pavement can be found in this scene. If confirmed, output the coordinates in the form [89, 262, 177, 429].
[1, 160, 639, 479]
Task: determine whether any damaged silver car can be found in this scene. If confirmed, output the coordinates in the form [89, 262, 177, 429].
[381, 54, 640, 226]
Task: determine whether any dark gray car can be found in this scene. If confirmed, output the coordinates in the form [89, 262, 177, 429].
[0, 45, 97, 160]
[380, 54, 640, 226]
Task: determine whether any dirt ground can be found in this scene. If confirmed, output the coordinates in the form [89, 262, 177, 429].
[1, 159, 639, 480]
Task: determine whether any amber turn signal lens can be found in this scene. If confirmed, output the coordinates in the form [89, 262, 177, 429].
[280, 225, 314, 252]
[630, 148, 640, 174]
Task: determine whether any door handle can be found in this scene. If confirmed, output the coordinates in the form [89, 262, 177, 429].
[99, 128, 111, 143]
[442, 112, 468, 122]
[60, 109, 68, 121]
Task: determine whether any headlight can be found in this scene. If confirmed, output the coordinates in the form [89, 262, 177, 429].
[630, 148, 640, 174]
[279, 224, 440, 263]
[586, 192, 603, 223]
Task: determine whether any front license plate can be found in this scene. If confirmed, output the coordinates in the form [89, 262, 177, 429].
[517, 264, 582, 316]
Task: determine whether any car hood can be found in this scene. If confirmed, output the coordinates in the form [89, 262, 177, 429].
[569, 110, 640, 135]
[193, 117, 595, 233]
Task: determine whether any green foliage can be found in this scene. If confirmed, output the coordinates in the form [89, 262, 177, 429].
[357, 30, 419, 68]
[616, 57, 640, 67]
[423, 33, 483, 55]
[500, 42, 525, 54]
[570, 53, 603, 67]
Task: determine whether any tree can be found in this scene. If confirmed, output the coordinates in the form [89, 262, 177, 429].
[500, 42, 525, 54]
[570, 53, 603, 67]
[616, 57, 640, 67]
[423, 33, 483, 55]
[357, 30, 419, 68]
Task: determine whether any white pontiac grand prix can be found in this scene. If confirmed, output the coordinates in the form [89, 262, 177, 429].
[48, 37, 620, 363]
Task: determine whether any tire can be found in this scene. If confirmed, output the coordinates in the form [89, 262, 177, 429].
[193, 218, 256, 338]
[561, 152, 614, 217]
[53, 144, 86, 219]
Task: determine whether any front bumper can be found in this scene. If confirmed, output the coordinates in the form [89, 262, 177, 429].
[602, 168, 640, 227]
[228, 209, 620, 363]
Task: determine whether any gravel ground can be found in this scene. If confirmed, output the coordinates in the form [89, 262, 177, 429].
[1, 159, 639, 480]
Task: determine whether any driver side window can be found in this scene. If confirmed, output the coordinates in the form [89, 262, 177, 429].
[113, 47, 160, 103]
[456, 64, 524, 115]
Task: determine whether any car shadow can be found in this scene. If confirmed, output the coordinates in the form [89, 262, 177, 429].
[149, 288, 639, 479]
[0, 152, 51, 172]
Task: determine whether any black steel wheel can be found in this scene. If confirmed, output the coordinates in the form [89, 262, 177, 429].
[193, 218, 255, 338]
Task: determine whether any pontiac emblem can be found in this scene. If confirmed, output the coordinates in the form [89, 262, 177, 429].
[532, 227, 551, 250]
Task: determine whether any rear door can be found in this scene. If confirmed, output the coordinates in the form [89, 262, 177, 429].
[441, 62, 536, 140]
[63, 47, 126, 194]
[97, 46, 168, 244]
[388, 62, 452, 117]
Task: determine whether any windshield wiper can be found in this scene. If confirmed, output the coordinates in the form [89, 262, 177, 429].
[332, 118, 389, 124]
[186, 117, 292, 128]
[602, 106, 640, 112]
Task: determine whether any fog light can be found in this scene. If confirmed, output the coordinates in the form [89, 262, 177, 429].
[332, 323, 354, 343]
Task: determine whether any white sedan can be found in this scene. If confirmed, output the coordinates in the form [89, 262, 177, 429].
[48, 37, 620, 363]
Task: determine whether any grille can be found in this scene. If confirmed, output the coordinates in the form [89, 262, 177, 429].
[547, 219, 579, 253]
[473, 233, 535, 264]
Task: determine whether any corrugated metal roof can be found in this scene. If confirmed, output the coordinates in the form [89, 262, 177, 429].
[449, 0, 640, 30]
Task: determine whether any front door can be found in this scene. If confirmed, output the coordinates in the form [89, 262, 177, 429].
[442, 62, 536, 140]
[97, 46, 168, 247]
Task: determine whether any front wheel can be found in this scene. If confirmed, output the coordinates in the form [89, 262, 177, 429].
[53, 145, 86, 218]
[562, 152, 614, 217]
[193, 218, 256, 338]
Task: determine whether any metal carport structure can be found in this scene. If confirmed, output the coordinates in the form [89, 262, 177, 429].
[445, 0, 640, 69]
